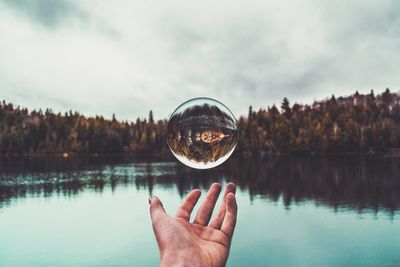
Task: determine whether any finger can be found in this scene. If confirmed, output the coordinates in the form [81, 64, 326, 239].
[193, 183, 222, 226]
[149, 197, 169, 250]
[220, 193, 237, 239]
[209, 183, 236, 229]
[149, 196, 167, 225]
[175, 189, 201, 221]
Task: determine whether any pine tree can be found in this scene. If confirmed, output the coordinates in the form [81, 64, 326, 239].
[281, 97, 291, 119]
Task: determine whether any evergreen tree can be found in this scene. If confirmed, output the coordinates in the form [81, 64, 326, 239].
[1, 89, 400, 156]
[149, 110, 154, 124]
[281, 97, 291, 119]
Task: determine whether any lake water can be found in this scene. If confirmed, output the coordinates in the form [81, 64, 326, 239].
[0, 155, 399, 267]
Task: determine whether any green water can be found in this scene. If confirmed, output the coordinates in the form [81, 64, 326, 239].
[0, 156, 399, 266]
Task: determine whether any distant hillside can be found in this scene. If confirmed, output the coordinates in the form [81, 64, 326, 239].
[1, 89, 400, 156]
[237, 88, 400, 156]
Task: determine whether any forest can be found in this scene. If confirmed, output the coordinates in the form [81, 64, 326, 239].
[1, 89, 400, 157]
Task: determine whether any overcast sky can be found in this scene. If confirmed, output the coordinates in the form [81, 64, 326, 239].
[1, 0, 399, 121]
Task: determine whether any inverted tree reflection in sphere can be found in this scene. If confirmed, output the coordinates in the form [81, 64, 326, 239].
[167, 98, 238, 169]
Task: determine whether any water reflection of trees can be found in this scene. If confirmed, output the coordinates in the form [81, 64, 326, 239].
[1, 156, 400, 215]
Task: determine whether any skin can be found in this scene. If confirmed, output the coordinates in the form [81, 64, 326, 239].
[149, 183, 238, 267]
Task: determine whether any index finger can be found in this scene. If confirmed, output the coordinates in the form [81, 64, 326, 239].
[175, 189, 201, 221]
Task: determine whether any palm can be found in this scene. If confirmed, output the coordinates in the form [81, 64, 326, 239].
[150, 183, 237, 267]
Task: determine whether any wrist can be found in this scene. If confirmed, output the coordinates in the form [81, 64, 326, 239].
[159, 250, 201, 267]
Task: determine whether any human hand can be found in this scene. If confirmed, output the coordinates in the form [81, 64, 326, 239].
[149, 183, 238, 267]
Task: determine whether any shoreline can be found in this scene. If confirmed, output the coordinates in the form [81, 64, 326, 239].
[1, 150, 400, 159]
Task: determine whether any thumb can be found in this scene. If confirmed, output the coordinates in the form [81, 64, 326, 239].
[149, 196, 167, 224]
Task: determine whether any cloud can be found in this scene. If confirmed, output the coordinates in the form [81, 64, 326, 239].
[0, 0, 86, 27]
[0, 0, 399, 121]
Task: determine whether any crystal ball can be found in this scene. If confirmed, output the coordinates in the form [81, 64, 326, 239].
[167, 97, 238, 169]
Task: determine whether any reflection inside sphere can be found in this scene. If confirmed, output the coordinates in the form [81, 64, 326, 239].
[167, 98, 238, 169]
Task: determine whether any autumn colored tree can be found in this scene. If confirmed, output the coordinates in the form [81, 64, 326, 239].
[1, 90, 400, 156]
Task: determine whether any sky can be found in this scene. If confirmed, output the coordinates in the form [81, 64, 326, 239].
[0, 0, 399, 121]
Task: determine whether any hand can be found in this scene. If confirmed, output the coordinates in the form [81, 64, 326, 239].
[149, 183, 238, 267]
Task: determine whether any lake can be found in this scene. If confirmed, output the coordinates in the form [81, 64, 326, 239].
[0, 155, 399, 267]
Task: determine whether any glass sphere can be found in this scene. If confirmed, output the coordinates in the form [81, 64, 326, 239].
[167, 97, 238, 169]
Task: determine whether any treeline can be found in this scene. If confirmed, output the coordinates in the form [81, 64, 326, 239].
[1, 89, 400, 156]
[237, 88, 400, 155]
[0, 105, 168, 155]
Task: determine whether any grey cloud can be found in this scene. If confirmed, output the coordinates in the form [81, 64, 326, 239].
[0, 0, 86, 27]
[153, 0, 400, 114]
[0, 1, 399, 120]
